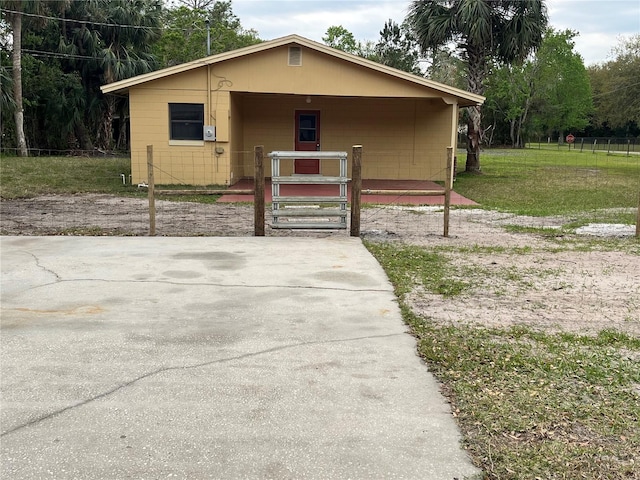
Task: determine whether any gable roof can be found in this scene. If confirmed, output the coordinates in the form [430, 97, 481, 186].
[101, 34, 484, 107]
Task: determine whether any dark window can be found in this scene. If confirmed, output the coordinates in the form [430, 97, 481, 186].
[298, 114, 317, 142]
[169, 103, 204, 140]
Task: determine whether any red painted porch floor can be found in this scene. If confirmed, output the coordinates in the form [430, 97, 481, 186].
[218, 178, 478, 206]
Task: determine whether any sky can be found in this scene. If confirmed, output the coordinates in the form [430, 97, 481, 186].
[231, 0, 640, 66]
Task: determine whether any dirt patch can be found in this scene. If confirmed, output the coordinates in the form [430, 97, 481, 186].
[407, 249, 640, 336]
[2, 194, 638, 335]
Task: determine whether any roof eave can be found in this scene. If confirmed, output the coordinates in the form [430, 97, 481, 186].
[101, 34, 485, 106]
[296, 37, 484, 105]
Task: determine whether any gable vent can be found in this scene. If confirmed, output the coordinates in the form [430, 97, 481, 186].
[288, 46, 302, 66]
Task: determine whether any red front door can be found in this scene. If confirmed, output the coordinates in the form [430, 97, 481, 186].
[294, 110, 320, 174]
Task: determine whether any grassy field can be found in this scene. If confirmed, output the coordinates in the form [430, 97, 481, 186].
[0, 155, 134, 199]
[453, 148, 639, 224]
[0, 155, 224, 203]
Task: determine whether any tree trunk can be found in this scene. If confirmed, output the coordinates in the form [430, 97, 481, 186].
[97, 95, 115, 150]
[516, 113, 525, 148]
[509, 118, 516, 148]
[10, 11, 28, 157]
[465, 47, 485, 174]
[116, 117, 129, 150]
[465, 105, 481, 173]
[74, 122, 93, 151]
[516, 95, 532, 149]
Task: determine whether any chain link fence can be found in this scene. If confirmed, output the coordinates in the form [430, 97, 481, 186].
[529, 137, 639, 154]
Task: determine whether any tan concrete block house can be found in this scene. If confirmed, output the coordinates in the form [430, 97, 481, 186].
[101, 35, 484, 186]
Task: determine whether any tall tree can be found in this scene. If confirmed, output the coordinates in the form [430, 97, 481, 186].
[322, 25, 360, 55]
[484, 61, 535, 147]
[484, 29, 592, 147]
[374, 20, 422, 75]
[588, 35, 640, 135]
[2, 0, 28, 156]
[1, 0, 69, 155]
[529, 29, 592, 141]
[154, 1, 260, 67]
[408, 0, 547, 173]
[61, 0, 162, 149]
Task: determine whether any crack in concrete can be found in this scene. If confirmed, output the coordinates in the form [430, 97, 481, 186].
[1, 333, 404, 437]
[19, 277, 392, 294]
[23, 251, 62, 282]
[14, 250, 389, 294]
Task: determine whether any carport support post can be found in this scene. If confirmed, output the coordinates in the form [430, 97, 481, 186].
[254, 146, 265, 236]
[147, 145, 156, 236]
[444, 147, 453, 237]
[350, 145, 362, 237]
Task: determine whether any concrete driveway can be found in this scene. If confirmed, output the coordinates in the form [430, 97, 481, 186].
[1, 236, 480, 479]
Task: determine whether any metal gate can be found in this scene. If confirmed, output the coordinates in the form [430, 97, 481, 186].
[268, 151, 349, 229]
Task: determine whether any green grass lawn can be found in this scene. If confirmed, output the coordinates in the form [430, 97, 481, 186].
[0, 155, 135, 199]
[0, 155, 224, 203]
[454, 148, 640, 223]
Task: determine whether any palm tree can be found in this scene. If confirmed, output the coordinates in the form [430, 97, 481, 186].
[408, 0, 547, 173]
[94, 0, 161, 149]
[62, 0, 161, 149]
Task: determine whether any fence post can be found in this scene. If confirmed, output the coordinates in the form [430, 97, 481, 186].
[254, 146, 265, 236]
[636, 191, 640, 238]
[350, 145, 362, 237]
[147, 145, 156, 236]
[444, 147, 453, 237]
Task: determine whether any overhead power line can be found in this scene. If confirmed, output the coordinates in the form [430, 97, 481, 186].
[23, 49, 96, 61]
[0, 8, 189, 31]
[22, 49, 150, 63]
